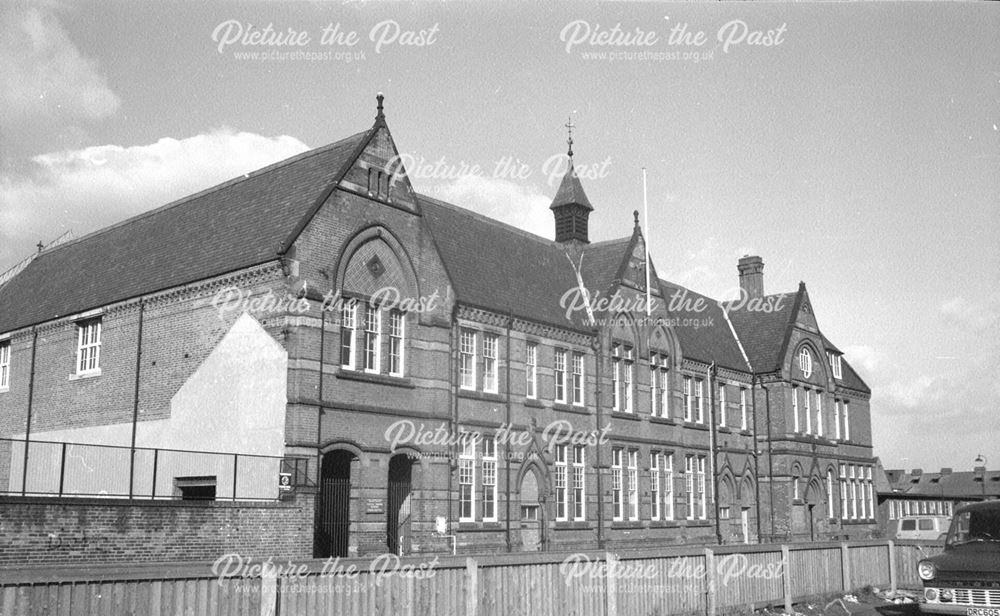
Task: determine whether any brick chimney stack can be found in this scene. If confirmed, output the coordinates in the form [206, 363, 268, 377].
[738, 255, 765, 299]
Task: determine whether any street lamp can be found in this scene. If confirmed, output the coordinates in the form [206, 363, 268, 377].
[974, 454, 987, 499]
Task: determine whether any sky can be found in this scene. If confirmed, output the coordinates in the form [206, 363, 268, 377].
[1, 0, 997, 472]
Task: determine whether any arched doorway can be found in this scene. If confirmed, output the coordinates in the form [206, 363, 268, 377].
[387, 454, 413, 555]
[315, 450, 355, 558]
[519, 466, 544, 551]
[804, 478, 824, 542]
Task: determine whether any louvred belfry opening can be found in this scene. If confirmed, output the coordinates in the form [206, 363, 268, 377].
[549, 139, 593, 243]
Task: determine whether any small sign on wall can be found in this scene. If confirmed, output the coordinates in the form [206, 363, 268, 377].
[278, 473, 292, 491]
[366, 499, 384, 514]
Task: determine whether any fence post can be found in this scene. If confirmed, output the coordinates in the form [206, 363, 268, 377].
[887, 540, 897, 594]
[781, 545, 793, 614]
[151, 449, 158, 499]
[466, 557, 478, 616]
[705, 548, 718, 616]
[260, 561, 277, 616]
[606, 552, 618, 616]
[840, 543, 851, 592]
[58, 442, 67, 497]
[233, 454, 239, 500]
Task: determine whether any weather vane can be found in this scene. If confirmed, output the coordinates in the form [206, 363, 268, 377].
[565, 116, 575, 158]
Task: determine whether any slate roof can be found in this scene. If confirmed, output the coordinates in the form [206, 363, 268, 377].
[881, 469, 1000, 499]
[727, 292, 797, 373]
[0, 130, 370, 334]
[727, 287, 870, 393]
[657, 280, 751, 373]
[549, 162, 593, 211]
[419, 194, 595, 331]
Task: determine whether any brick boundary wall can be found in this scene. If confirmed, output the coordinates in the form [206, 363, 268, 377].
[0, 491, 316, 566]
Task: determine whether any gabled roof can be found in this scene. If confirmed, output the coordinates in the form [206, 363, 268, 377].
[727, 292, 797, 373]
[0, 130, 370, 334]
[419, 194, 596, 331]
[727, 286, 870, 393]
[881, 469, 1000, 499]
[657, 280, 751, 373]
[549, 161, 593, 211]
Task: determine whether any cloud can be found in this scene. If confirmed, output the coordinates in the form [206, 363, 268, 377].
[0, 129, 310, 270]
[423, 174, 553, 240]
[0, 4, 120, 126]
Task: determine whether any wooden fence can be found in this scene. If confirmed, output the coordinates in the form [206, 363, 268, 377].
[0, 540, 941, 616]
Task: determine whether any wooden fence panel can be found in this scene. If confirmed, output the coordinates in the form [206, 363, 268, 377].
[848, 545, 890, 590]
[788, 547, 842, 598]
[715, 550, 784, 609]
[2, 540, 937, 615]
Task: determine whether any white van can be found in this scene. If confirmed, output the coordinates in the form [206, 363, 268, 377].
[896, 515, 950, 541]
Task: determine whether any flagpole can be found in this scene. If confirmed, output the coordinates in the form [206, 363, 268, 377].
[642, 167, 651, 317]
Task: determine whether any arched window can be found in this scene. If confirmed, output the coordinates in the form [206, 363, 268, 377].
[798, 347, 813, 378]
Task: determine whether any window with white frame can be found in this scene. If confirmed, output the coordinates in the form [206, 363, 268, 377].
[663, 453, 674, 520]
[792, 386, 800, 433]
[482, 437, 497, 521]
[696, 455, 707, 520]
[623, 346, 634, 413]
[740, 388, 748, 430]
[859, 466, 868, 519]
[650, 358, 659, 417]
[685, 455, 696, 520]
[718, 383, 727, 427]
[850, 465, 858, 520]
[572, 352, 584, 406]
[650, 453, 661, 520]
[684, 376, 693, 421]
[865, 467, 874, 520]
[459, 437, 476, 521]
[525, 342, 537, 399]
[483, 333, 499, 393]
[554, 349, 567, 403]
[843, 401, 851, 441]
[340, 302, 357, 369]
[460, 329, 476, 390]
[804, 388, 812, 434]
[388, 311, 405, 376]
[815, 391, 823, 437]
[612, 344, 622, 411]
[555, 444, 568, 521]
[0, 341, 9, 389]
[829, 353, 843, 379]
[76, 318, 102, 375]
[798, 347, 813, 378]
[793, 475, 800, 501]
[833, 399, 842, 440]
[827, 470, 836, 518]
[363, 304, 381, 373]
[650, 353, 669, 417]
[695, 378, 704, 423]
[839, 464, 848, 520]
[627, 450, 639, 521]
[611, 447, 624, 521]
[572, 445, 585, 521]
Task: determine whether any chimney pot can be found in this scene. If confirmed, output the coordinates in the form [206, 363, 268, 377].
[737, 255, 765, 299]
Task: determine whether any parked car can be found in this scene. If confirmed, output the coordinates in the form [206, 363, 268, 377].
[918, 501, 1000, 615]
[897, 515, 951, 541]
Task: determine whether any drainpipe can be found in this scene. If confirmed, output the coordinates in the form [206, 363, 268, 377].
[761, 380, 776, 542]
[505, 308, 513, 552]
[752, 376, 763, 543]
[708, 362, 721, 545]
[593, 331, 604, 549]
[20, 327, 38, 496]
[128, 300, 146, 498]
[449, 305, 460, 551]
[317, 304, 326, 477]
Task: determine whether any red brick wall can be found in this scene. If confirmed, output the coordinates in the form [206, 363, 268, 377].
[0, 492, 315, 566]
